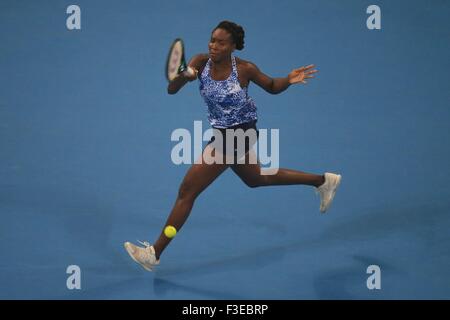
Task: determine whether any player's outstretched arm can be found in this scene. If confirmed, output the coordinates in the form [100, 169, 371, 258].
[248, 62, 318, 94]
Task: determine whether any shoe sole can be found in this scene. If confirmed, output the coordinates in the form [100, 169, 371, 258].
[124, 242, 154, 272]
[321, 174, 342, 213]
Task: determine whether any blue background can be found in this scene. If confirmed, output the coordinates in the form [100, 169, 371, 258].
[0, 0, 449, 299]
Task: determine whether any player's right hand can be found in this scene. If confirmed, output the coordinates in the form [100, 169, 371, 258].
[183, 67, 198, 82]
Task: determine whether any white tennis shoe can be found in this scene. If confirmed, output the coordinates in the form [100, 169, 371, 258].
[316, 172, 342, 213]
[124, 241, 160, 271]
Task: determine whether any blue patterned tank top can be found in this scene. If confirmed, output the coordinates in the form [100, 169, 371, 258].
[199, 55, 258, 128]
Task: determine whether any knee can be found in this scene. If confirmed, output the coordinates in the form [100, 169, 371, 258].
[177, 181, 197, 201]
[246, 181, 259, 188]
[244, 176, 267, 188]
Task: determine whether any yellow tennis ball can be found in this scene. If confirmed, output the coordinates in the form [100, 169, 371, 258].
[164, 225, 177, 238]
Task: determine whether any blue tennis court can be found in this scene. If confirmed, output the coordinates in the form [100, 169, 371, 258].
[1, 0, 449, 299]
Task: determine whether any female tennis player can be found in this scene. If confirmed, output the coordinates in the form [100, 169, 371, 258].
[124, 21, 341, 271]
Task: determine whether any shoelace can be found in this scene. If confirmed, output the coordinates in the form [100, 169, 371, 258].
[137, 240, 151, 248]
[316, 179, 330, 195]
[315, 186, 323, 196]
[137, 240, 159, 264]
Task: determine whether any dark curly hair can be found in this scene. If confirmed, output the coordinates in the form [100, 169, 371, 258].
[213, 20, 245, 50]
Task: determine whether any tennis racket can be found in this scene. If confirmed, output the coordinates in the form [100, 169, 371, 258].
[165, 38, 195, 82]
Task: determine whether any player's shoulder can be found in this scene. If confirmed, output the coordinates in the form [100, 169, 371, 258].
[235, 57, 259, 74]
[190, 53, 209, 67]
[192, 53, 209, 61]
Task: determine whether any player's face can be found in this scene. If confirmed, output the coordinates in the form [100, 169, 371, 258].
[209, 28, 235, 62]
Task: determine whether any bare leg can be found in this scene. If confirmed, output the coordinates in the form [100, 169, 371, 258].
[153, 145, 229, 259]
[231, 150, 325, 188]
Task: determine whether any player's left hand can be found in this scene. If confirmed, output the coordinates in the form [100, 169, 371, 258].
[288, 64, 318, 84]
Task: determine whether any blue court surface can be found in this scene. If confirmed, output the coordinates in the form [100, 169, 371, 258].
[1, 0, 449, 299]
